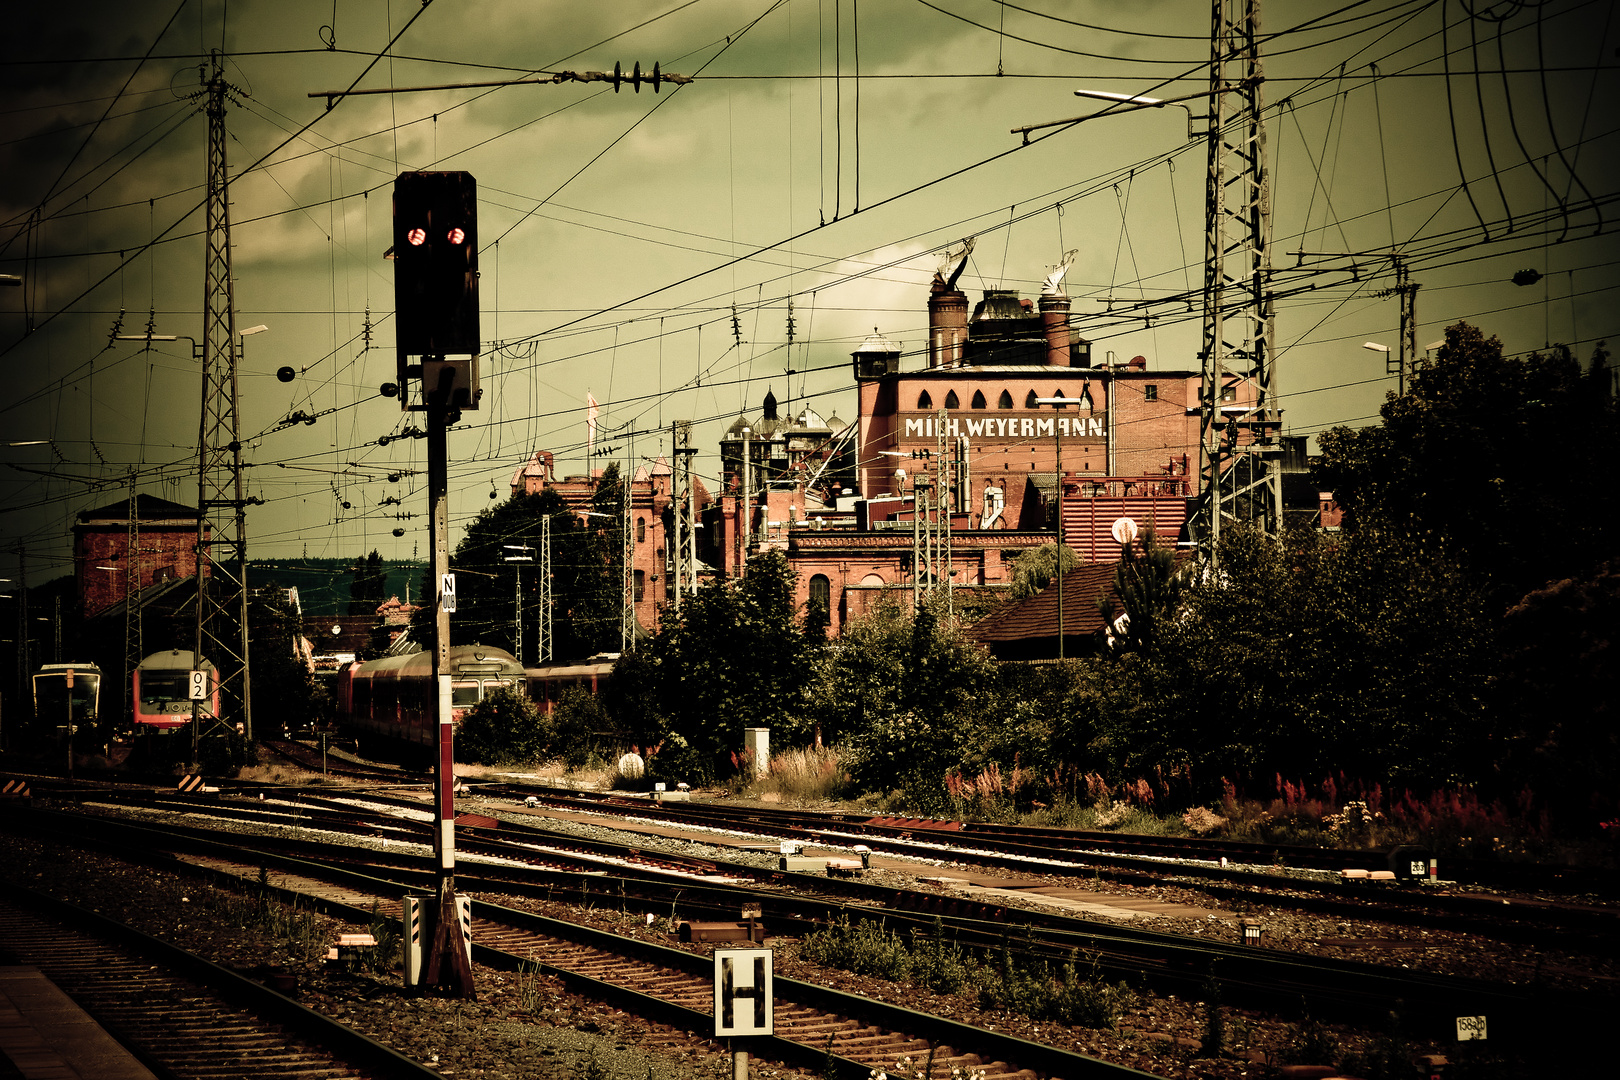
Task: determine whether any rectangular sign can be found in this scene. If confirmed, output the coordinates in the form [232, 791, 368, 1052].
[189, 670, 208, 701]
[714, 948, 773, 1037]
[901, 413, 1106, 442]
[1456, 1016, 1487, 1041]
[441, 573, 457, 613]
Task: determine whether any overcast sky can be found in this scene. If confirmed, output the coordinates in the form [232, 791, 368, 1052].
[2, 0, 1615, 585]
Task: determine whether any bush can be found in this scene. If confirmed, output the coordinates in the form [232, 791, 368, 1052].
[455, 686, 553, 765]
[1049, 960, 1133, 1029]
[909, 921, 978, 995]
[197, 727, 255, 777]
[800, 915, 911, 982]
[551, 685, 610, 770]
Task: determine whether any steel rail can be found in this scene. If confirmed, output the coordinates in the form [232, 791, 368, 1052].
[2, 885, 444, 1080]
[5, 803, 1604, 1051]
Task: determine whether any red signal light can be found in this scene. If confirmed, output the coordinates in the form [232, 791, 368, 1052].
[446, 227, 466, 244]
[407, 227, 427, 246]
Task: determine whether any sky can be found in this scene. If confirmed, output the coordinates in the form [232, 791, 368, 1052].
[2, 0, 1615, 587]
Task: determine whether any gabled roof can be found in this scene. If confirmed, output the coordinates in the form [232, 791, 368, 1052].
[968, 563, 1120, 645]
[76, 493, 199, 523]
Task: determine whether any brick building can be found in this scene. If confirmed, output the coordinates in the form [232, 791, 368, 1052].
[509, 449, 711, 633]
[509, 265, 1274, 639]
[74, 495, 208, 619]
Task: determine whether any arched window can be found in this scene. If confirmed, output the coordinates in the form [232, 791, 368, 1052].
[809, 574, 831, 613]
[1024, 390, 1039, 408]
[944, 390, 959, 409]
[637, 517, 646, 542]
[917, 390, 933, 410]
[997, 389, 1014, 409]
[971, 390, 987, 409]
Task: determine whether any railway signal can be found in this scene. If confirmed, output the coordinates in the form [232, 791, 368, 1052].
[392, 171, 479, 359]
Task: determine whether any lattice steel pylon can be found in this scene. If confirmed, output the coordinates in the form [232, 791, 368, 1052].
[123, 471, 143, 728]
[538, 514, 553, 663]
[1195, 0, 1281, 554]
[621, 432, 636, 652]
[195, 51, 255, 741]
[670, 420, 697, 612]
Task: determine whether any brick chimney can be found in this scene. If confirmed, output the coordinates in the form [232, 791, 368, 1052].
[928, 288, 969, 368]
[1039, 293, 1072, 367]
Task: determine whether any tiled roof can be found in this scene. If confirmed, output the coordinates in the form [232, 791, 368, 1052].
[967, 563, 1121, 643]
[967, 549, 1194, 647]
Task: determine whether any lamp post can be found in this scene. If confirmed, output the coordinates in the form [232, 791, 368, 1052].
[1032, 396, 1072, 659]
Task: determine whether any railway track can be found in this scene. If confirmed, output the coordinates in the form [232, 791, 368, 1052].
[260, 737, 426, 785]
[0, 888, 440, 1080]
[496, 784, 1596, 891]
[30, 776, 1620, 962]
[490, 785, 1620, 941]
[7, 797, 1605, 1053]
[2, 806, 1162, 1080]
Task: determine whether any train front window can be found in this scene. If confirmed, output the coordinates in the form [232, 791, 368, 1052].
[141, 671, 189, 706]
[451, 681, 481, 707]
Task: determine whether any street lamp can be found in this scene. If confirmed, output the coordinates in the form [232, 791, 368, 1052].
[1011, 86, 1208, 143]
[1071, 89, 1199, 139]
[1032, 395, 1073, 660]
[1360, 341, 1399, 396]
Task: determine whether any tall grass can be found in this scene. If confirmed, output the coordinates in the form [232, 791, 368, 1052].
[733, 746, 851, 804]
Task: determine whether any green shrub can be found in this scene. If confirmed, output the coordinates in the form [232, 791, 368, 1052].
[908, 920, 978, 995]
[1049, 955, 1134, 1029]
[551, 685, 610, 769]
[800, 915, 911, 982]
[456, 686, 553, 765]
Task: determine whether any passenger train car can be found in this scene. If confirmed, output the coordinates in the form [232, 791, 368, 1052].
[335, 645, 525, 751]
[133, 651, 219, 731]
[524, 659, 614, 714]
[31, 663, 102, 735]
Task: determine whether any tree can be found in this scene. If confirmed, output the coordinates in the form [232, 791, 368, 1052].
[1007, 542, 1080, 601]
[807, 593, 999, 805]
[1097, 527, 1186, 654]
[1086, 524, 1495, 796]
[1491, 561, 1620, 823]
[1315, 323, 1618, 605]
[248, 587, 321, 737]
[408, 484, 621, 661]
[456, 685, 553, 765]
[345, 550, 388, 619]
[610, 548, 815, 783]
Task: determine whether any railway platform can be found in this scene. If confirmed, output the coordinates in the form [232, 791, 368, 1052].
[0, 966, 157, 1080]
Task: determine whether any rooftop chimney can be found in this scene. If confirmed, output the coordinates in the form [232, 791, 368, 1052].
[1039, 294, 1072, 367]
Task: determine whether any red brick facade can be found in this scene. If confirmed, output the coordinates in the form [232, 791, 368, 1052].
[509, 272, 1266, 639]
[74, 496, 208, 619]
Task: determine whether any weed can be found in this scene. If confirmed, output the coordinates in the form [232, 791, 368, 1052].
[1286, 1011, 1339, 1067]
[1182, 806, 1228, 837]
[908, 919, 978, 995]
[801, 915, 911, 981]
[977, 948, 1052, 1016]
[516, 959, 546, 1012]
[361, 900, 401, 974]
[1199, 972, 1223, 1056]
[1048, 953, 1134, 1030]
[580, 1044, 609, 1080]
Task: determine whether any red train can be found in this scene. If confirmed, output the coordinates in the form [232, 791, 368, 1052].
[335, 645, 525, 751]
[133, 650, 220, 731]
[525, 659, 614, 714]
